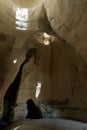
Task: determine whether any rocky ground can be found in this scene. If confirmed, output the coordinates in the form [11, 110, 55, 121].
[0, 119, 87, 130]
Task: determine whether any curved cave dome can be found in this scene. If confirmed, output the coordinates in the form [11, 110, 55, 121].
[0, 0, 45, 33]
[0, 0, 87, 129]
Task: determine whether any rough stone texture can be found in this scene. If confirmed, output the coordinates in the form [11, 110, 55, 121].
[44, 0, 87, 61]
[0, 0, 87, 122]
[0, 0, 45, 115]
[0, 33, 16, 115]
[15, 35, 87, 121]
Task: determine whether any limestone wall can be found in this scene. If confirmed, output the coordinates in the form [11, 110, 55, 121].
[0, 0, 87, 122]
[44, 0, 87, 61]
[16, 35, 87, 121]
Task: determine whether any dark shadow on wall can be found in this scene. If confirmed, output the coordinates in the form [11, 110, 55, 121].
[0, 33, 16, 88]
[0, 48, 39, 124]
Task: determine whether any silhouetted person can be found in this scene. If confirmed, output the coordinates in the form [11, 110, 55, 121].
[26, 99, 42, 119]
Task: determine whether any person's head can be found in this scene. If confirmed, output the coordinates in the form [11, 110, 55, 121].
[26, 99, 35, 109]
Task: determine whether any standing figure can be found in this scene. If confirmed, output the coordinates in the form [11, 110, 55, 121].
[26, 99, 42, 119]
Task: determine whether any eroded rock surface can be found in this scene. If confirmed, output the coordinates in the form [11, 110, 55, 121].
[0, 0, 87, 122]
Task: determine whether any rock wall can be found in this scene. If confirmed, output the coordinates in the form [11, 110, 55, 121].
[0, 0, 87, 122]
[15, 35, 87, 121]
[44, 0, 87, 61]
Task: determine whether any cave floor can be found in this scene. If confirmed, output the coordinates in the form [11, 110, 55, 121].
[0, 119, 87, 130]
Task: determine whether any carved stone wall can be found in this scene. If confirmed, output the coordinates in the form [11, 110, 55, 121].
[15, 35, 87, 121]
[44, 0, 87, 61]
[0, 0, 87, 122]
